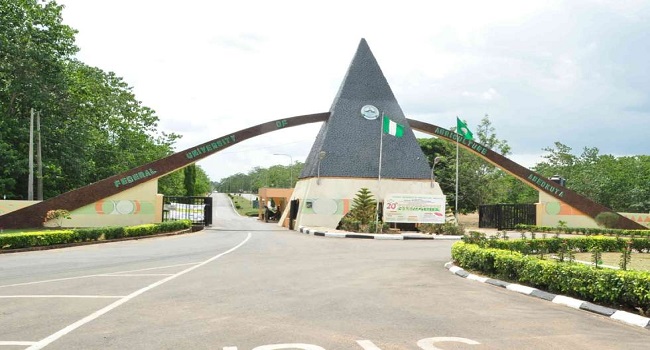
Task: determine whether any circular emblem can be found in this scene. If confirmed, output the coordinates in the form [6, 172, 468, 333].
[360, 105, 379, 120]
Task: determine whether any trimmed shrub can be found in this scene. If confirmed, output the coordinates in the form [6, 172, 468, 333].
[451, 242, 650, 312]
[515, 224, 650, 237]
[125, 224, 157, 237]
[73, 228, 104, 241]
[0, 220, 192, 251]
[0, 230, 76, 249]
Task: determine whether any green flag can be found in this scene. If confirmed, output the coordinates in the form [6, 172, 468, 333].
[383, 115, 404, 138]
[456, 117, 473, 140]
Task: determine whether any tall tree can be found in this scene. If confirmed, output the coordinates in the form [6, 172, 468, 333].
[183, 165, 196, 196]
[0, 0, 77, 198]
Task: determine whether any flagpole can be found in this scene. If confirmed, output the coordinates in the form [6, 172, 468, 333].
[376, 113, 384, 233]
[455, 118, 460, 225]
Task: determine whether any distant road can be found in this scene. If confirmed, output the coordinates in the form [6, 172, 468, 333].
[0, 192, 648, 349]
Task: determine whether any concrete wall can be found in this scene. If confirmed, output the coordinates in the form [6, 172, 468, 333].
[44, 180, 161, 228]
[537, 192, 650, 229]
[292, 177, 443, 229]
[0, 200, 40, 216]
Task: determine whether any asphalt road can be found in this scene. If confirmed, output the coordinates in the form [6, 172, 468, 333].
[1, 193, 649, 349]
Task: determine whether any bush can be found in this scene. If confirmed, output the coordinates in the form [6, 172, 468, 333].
[0, 230, 77, 249]
[44, 209, 71, 227]
[595, 212, 620, 228]
[73, 228, 104, 241]
[339, 216, 360, 232]
[125, 224, 157, 237]
[515, 224, 650, 238]
[0, 220, 193, 251]
[451, 242, 650, 312]
[368, 221, 389, 233]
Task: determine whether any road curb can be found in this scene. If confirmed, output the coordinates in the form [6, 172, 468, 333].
[444, 262, 650, 330]
[298, 226, 462, 241]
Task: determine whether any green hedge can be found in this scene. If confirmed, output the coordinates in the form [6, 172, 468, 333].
[515, 224, 650, 237]
[451, 242, 650, 312]
[466, 234, 650, 254]
[0, 220, 192, 250]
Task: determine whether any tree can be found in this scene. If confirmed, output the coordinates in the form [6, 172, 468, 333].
[0, 0, 77, 198]
[184, 165, 196, 196]
[158, 170, 185, 196]
[348, 188, 377, 225]
[418, 115, 520, 214]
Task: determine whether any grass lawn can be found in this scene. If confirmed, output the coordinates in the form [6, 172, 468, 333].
[229, 195, 257, 217]
[573, 252, 650, 271]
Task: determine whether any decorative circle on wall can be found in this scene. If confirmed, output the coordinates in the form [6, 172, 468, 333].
[95, 200, 116, 215]
[94, 200, 141, 215]
[545, 201, 562, 215]
[116, 200, 136, 215]
[312, 198, 338, 215]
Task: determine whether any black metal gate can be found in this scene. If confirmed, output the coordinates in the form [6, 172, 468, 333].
[162, 196, 213, 226]
[479, 204, 536, 230]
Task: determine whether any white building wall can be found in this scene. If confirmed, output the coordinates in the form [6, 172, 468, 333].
[291, 177, 443, 229]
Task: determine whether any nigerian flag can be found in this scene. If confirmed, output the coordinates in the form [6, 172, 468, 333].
[383, 115, 404, 138]
[456, 117, 473, 140]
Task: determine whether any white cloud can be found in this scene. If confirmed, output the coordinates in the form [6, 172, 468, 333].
[58, 0, 650, 181]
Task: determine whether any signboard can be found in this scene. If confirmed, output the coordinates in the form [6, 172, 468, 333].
[383, 194, 446, 224]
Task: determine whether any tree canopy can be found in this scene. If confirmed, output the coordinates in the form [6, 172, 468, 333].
[0, 0, 209, 199]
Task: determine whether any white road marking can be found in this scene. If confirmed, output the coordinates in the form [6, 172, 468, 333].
[97, 274, 174, 277]
[223, 347, 238, 350]
[417, 337, 480, 349]
[356, 339, 383, 349]
[0, 341, 38, 346]
[0, 262, 201, 288]
[26, 233, 252, 350]
[252, 345, 325, 350]
[0, 295, 124, 299]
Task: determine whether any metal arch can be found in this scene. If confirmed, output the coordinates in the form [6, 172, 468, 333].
[1, 112, 643, 230]
[0, 112, 330, 229]
[407, 118, 645, 230]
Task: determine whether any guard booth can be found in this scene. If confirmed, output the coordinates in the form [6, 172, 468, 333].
[162, 196, 213, 226]
[257, 188, 293, 227]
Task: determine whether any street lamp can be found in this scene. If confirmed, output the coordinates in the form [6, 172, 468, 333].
[273, 153, 293, 188]
[430, 156, 441, 188]
[317, 151, 327, 185]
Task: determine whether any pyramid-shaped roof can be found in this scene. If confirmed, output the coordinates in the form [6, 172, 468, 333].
[300, 39, 432, 179]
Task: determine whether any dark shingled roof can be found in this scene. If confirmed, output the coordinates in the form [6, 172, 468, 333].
[300, 38, 432, 179]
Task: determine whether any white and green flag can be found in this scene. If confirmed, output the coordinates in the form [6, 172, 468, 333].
[382, 115, 404, 138]
[456, 117, 473, 140]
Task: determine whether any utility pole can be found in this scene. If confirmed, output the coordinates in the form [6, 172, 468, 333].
[28, 108, 34, 200]
[37, 110, 43, 200]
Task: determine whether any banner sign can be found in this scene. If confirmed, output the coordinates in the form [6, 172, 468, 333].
[383, 194, 446, 224]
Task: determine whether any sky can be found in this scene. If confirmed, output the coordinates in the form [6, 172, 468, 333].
[57, 0, 650, 183]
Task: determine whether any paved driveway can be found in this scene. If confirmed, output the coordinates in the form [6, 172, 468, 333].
[1, 193, 648, 349]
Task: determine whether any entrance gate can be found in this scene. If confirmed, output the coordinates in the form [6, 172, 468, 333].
[479, 204, 536, 230]
[162, 196, 213, 226]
